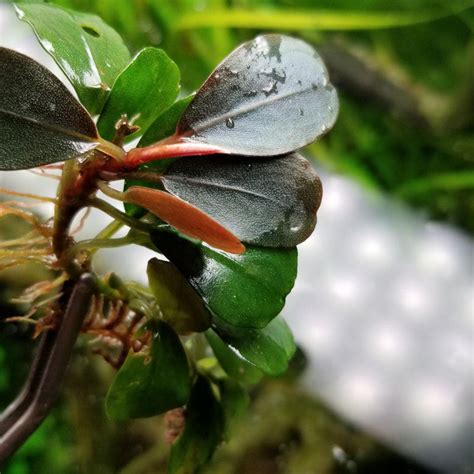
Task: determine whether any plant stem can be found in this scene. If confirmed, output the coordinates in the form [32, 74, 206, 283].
[88, 197, 156, 233]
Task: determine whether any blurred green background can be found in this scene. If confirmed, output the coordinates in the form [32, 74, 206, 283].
[0, 0, 472, 472]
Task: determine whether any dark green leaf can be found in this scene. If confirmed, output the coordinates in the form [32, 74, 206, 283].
[0, 47, 99, 170]
[218, 379, 249, 440]
[97, 47, 180, 141]
[106, 320, 191, 420]
[150, 229, 297, 328]
[16, 2, 130, 114]
[207, 329, 263, 385]
[162, 153, 322, 247]
[176, 34, 338, 156]
[147, 258, 211, 334]
[124, 96, 193, 216]
[214, 315, 296, 376]
[168, 376, 224, 474]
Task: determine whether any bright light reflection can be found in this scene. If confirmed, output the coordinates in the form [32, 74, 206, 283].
[368, 323, 411, 364]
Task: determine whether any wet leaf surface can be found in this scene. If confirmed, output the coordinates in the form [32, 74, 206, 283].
[97, 47, 180, 140]
[106, 320, 191, 420]
[162, 152, 322, 247]
[206, 329, 263, 384]
[176, 34, 338, 156]
[213, 315, 296, 376]
[0, 47, 99, 170]
[168, 376, 224, 474]
[150, 229, 297, 328]
[147, 258, 211, 334]
[16, 2, 131, 114]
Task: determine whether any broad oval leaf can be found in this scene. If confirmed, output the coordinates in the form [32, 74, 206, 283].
[16, 3, 131, 114]
[147, 258, 211, 334]
[212, 315, 296, 376]
[0, 47, 99, 170]
[97, 47, 180, 141]
[106, 320, 191, 420]
[168, 376, 224, 474]
[150, 229, 297, 328]
[162, 153, 322, 247]
[125, 187, 245, 254]
[206, 329, 263, 385]
[176, 34, 338, 156]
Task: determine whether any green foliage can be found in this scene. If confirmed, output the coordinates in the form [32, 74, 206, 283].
[16, 2, 131, 114]
[151, 229, 298, 328]
[213, 315, 296, 376]
[106, 320, 191, 420]
[168, 376, 224, 474]
[97, 47, 180, 141]
[147, 258, 211, 334]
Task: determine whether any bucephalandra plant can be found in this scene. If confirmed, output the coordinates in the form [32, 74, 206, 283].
[0, 2, 338, 470]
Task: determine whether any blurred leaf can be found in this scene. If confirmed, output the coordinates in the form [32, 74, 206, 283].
[147, 258, 211, 334]
[97, 47, 180, 140]
[175, 34, 338, 156]
[150, 229, 297, 328]
[0, 47, 99, 170]
[395, 170, 474, 196]
[168, 376, 224, 474]
[162, 153, 322, 247]
[213, 315, 296, 376]
[218, 379, 249, 440]
[16, 2, 131, 114]
[125, 187, 245, 253]
[206, 329, 263, 384]
[176, 5, 474, 31]
[106, 320, 191, 420]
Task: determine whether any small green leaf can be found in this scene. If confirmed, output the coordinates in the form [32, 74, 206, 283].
[214, 315, 296, 376]
[16, 2, 131, 114]
[219, 379, 249, 440]
[139, 95, 194, 147]
[0, 47, 99, 170]
[162, 153, 322, 247]
[147, 258, 211, 334]
[151, 229, 298, 328]
[106, 320, 191, 420]
[168, 376, 224, 474]
[124, 96, 194, 217]
[206, 329, 263, 385]
[97, 47, 180, 141]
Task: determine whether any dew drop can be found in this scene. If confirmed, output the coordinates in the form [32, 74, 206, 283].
[226, 118, 235, 129]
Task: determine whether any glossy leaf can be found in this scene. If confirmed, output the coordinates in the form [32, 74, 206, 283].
[176, 34, 338, 156]
[214, 315, 296, 376]
[206, 329, 263, 384]
[219, 379, 249, 440]
[150, 229, 297, 328]
[126, 187, 245, 254]
[0, 47, 99, 170]
[124, 96, 194, 217]
[97, 47, 180, 141]
[106, 320, 191, 420]
[147, 258, 211, 334]
[16, 3, 131, 114]
[168, 376, 224, 474]
[162, 153, 322, 247]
